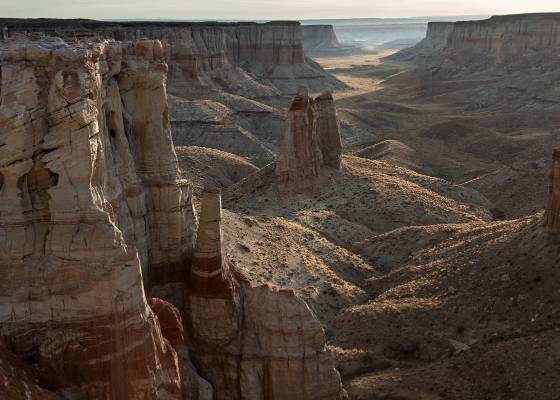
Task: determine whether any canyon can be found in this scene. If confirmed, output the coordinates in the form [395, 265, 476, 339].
[0, 32, 345, 399]
[1, 11, 560, 400]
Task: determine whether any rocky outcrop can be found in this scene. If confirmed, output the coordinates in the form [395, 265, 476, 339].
[544, 149, 560, 232]
[185, 189, 347, 400]
[276, 88, 343, 193]
[148, 298, 185, 351]
[0, 35, 195, 398]
[0, 341, 61, 399]
[0, 19, 343, 96]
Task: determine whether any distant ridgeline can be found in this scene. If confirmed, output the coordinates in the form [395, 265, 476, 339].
[394, 13, 560, 64]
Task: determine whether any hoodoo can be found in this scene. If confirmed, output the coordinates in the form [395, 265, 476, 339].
[185, 190, 347, 400]
[275, 87, 322, 193]
[275, 88, 343, 193]
[544, 149, 560, 232]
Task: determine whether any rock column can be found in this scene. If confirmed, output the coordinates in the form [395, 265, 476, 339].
[275, 88, 343, 194]
[316, 90, 343, 169]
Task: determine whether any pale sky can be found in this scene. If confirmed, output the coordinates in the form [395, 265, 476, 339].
[1, 0, 558, 20]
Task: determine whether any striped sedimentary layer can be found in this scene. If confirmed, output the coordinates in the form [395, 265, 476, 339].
[0, 19, 343, 95]
[185, 190, 347, 400]
[0, 35, 195, 398]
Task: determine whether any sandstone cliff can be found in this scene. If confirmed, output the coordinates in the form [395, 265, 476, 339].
[0, 35, 194, 398]
[393, 21, 454, 60]
[303, 25, 341, 55]
[185, 190, 347, 400]
[396, 13, 560, 67]
[276, 89, 342, 193]
[0, 33, 347, 400]
[0, 19, 343, 95]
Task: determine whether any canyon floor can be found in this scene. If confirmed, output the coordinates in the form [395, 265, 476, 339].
[177, 49, 560, 400]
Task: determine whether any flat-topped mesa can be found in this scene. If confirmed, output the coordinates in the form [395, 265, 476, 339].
[397, 13, 560, 64]
[544, 150, 560, 232]
[0, 19, 343, 95]
[275, 89, 343, 193]
[185, 190, 346, 400]
[0, 35, 195, 398]
[316, 91, 343, 169]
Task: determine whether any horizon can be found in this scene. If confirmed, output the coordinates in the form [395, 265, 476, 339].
[1, 0, 558, 20]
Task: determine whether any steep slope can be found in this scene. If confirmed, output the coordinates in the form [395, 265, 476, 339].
[226, 156, 491, 234]
[334, 214, 560, 400]
[175, 146, 258, 191]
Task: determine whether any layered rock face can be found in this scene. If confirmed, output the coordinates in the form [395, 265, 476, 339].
[225, 23, 305, 69]
[0, 35, 195, 398]
[398, 13, 560, 65]
[185, 190, 347, 400]
[393, 21, 454, 60]
[0, 19, 342, 95]
[276, 89, 342, 193]
[0, 341, 61, 399]
[446, 14, 560, 59]
[302, 25, 348, 57]
[544, 149, 560, 232]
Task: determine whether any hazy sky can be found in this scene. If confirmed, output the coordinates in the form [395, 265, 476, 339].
[2, 0, 558, 20]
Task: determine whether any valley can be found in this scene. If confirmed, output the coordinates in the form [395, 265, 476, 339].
[0, 12, 559, 400]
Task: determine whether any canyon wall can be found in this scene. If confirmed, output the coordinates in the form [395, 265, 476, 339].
[0, 35, 194, 398]
[303, 25, 341, 56]
[0, 19, 342, 95]
[397, 13, 560, 65]
[446, 14, 560, 60]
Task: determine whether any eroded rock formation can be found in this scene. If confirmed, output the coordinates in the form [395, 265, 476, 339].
[544, 149, 560, 232]
[186, 189, 347, 400]
[275, 88, 343, 193]
[0, 340, 61, 399]
[0, 19, 343, 95]
[1, 33, 346, 400]
[316, 91, 343, 169]
[0, 35, 194, 398]
[275, 88, 322, 193]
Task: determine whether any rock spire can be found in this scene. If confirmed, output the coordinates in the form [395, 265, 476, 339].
[275, 87, 343, 193]
[185, 189, 347, 400]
